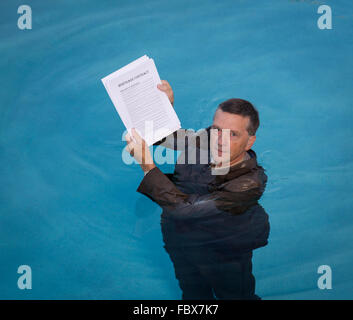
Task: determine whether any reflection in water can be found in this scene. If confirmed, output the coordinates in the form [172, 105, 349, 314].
[161, 203, 270, 300]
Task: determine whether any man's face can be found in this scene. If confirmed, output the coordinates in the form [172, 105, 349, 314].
[210, 109, 256, 166]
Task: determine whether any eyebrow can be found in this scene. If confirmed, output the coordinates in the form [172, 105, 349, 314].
[211, 125, 241, 135]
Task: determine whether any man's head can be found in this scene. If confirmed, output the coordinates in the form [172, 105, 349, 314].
[210, 98, 259, 167]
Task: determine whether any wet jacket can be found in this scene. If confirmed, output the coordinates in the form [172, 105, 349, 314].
[137, 128, 270, 252]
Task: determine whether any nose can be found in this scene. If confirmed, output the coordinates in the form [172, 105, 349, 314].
[217, 130, 222, 143]
[217, 129, 229, 145]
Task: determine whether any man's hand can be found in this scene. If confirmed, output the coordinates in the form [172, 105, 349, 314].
[125, 128, 156, 173]
[157, 80, 174, 107]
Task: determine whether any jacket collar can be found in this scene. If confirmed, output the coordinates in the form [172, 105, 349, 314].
[209, 149, 258, 185]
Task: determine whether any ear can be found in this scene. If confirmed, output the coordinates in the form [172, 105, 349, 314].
[246, 135, 256, 151]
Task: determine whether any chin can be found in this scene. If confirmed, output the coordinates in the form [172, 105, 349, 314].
[211, 150, 230, 164]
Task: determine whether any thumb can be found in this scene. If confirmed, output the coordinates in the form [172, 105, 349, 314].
[157, 83, 167, 91]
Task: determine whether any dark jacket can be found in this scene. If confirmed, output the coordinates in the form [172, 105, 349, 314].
[137, 128, 270, 252]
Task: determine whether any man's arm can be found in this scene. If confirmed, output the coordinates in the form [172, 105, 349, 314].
[153, 127, 211, 152]
[155, 79, 210, 151]
[137, 165, 263, 219]
[125, 127, 263, 218]
[157, 80, 174, 107]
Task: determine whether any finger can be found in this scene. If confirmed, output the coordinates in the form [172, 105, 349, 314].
[125, 142, 133, 151]
[125, 144, 134, 156]
[157, 83, 167, 91]
[131, 128, 143, 143]
[125, 132, 132, 143]
[157, 85, 166, 91]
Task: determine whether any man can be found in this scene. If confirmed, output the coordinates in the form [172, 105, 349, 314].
[125, 81, 270, 300]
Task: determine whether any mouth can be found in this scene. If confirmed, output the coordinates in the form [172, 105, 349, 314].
[217, 145, 227, 156]
[217, 145, 227, 151]
[211, 143, 229, 158]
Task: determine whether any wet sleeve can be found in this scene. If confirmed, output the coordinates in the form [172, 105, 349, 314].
[136, 166, 262, 219]
[153, 127, 211, 151]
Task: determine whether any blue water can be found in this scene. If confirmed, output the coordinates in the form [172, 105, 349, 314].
[1, 0, 352, 299]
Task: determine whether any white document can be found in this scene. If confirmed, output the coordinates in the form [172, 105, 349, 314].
[101, 55, 181, 146]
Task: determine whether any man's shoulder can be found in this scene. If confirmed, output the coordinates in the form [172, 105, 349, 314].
[223, 164, 267, 193]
